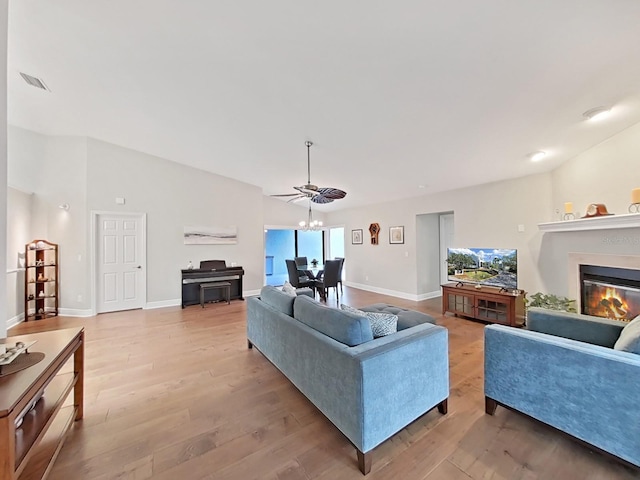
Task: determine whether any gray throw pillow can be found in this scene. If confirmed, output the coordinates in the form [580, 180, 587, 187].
[340, 304, 398, 338]
[614, 315, 640, 354]
[282, 281, 297, 296]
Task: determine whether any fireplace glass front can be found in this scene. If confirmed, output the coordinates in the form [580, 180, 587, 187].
[580, 265, 640, 322]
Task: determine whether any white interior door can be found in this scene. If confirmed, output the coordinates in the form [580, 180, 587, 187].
[440, 213, 455, 284]
[96, 213, 146, 313]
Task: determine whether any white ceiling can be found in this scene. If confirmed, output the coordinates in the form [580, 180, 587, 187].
[8, 1, 640, 211]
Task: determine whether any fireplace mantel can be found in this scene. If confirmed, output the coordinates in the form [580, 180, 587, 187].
[538, 213, 640, 232]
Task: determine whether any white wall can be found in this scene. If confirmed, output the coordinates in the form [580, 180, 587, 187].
[86, 138, 265, 303]
[1, 0, 7, 337]
[416, 213, 441, 297]
[6, 188, 31, 324]
[327, 172, 552, 299]
[538, 122, 640, 297]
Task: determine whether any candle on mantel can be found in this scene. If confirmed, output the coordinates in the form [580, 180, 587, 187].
[564, 202, 573, 214]
[632, 188, 640, 204]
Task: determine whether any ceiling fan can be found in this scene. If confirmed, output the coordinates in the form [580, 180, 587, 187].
[271, 141, 347, 204]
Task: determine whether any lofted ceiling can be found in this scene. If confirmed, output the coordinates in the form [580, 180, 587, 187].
[8, 1, 640, 211]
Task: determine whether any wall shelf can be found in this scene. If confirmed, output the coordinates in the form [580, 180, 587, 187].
[538, 213, 640, 232]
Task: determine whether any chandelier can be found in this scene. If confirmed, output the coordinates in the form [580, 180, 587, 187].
[299, 203, 323, 231]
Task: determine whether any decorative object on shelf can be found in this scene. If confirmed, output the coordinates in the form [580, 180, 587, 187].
[352, 229, 363, 245]
[369, 223, 381, 245]
[389, 226, 404, 244]
[630, 188, 640, 213]
[0, 341, 36, 366]
[582, 203, 612, 218]
[187, 260, 194, 270]
[184, 225, 238, 245]
[270, 140, 347, 204]
[563, 202, 575, 220]
[24, 239, 59, 321]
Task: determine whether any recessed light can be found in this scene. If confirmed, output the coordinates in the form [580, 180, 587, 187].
[527, 151, 547, 162]
[582, 106, 611, 121]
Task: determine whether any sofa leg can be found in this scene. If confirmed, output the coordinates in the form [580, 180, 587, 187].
[485, 396, 498, 415]
[437, 398, 448, 414]
[356, 449, 371, 475]
[247, 339, 253, 349]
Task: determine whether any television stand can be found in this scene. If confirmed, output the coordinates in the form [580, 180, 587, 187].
[441, 283, 525, 327]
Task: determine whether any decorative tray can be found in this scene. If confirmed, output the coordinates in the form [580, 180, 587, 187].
[0, 341, 37, 365]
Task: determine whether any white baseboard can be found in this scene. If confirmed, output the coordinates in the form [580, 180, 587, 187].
[244, 289, 261, 298]
[344, 282, 421, 302]
[7, 313, 25, 330]
[59, 308, 94, 317]
[416, 290, 442, 301]
[144, 299, 181, 310]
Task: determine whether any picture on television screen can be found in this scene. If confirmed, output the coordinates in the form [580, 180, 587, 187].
[447, 248, 518, 289]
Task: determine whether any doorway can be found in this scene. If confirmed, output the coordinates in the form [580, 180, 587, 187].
[92, 212, 147, 313]
[439, 213, 455, 284]
[264, 228, 326, 286]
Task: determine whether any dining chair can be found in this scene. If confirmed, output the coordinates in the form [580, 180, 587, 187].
[294, 256, 315, 279]
[335, 257, 345, 293]
[315, 259, 341, 304]
[285, 259, 315, 292]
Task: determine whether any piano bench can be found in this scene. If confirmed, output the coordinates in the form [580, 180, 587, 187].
[200, 282, 231, 308]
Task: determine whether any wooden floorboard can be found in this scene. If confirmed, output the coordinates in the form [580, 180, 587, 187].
[9, 288, 638, 480]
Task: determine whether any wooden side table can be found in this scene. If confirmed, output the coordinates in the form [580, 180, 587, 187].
[0, 327, 84, 480]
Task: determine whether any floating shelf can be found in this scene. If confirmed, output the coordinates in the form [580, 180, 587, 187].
[538, 213, 640, 232]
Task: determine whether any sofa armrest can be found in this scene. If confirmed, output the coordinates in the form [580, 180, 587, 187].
[485, 324, 640, 467]
[527, 307, 625, 347]
[346, 324, 449, 453]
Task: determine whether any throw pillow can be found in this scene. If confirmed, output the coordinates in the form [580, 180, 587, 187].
[282, 281, 297, 296]
[365, 312, 398, 338]
[341, 304, 397, 337]
[614, 315, 640, 354]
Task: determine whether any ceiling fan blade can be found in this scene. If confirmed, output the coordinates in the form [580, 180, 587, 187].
[271, 193, 302, 197]
[316, 187, 347, 200]
[287, 195, 306, 203]
[294, 185, 318, 195]
[311, 195, 334, 204]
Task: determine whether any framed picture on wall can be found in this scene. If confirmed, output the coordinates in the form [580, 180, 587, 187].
[352, 229, 363, 245]
[389, 226, 404, 244]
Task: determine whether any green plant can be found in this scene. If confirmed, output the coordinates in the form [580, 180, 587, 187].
[525, 292, 577, 313]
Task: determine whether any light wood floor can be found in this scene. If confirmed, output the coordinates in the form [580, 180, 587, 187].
[10, 288, 637, 480]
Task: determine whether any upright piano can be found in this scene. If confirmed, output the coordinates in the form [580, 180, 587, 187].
[181, 260, 245, 308]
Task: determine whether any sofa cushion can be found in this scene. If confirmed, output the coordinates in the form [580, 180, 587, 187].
[294, 295, 373, 346]
[281, 281, 297, 296]
[260, 285, 296, 316]
[340, 304, 398, 338]
[614, 315, 640, 354]
[360, 303, 436, 331]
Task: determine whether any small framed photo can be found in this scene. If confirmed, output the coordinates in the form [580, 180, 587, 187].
[389, 226, 404, 244]
[352, 229, 363, 245]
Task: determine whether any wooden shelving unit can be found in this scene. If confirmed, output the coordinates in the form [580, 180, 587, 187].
[0, 328, 84, 480]
[24, 240, 59, 321]
[441, 283, 525, 327]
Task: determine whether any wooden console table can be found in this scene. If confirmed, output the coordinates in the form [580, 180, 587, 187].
[0, 327, 84, 480]
[441, 283, 525, 327]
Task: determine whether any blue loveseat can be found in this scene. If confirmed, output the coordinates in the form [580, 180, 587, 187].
[247, 286, 449, 474]
[484, 307, 640, 468]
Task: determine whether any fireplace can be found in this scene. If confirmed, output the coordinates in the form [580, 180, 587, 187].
[580, 265, 640, 322]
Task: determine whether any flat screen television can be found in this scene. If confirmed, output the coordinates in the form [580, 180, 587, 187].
[446, 248, 518, 289]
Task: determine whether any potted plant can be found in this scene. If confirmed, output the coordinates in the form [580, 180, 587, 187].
[525, 292, 577, 313]
[310, 258, 319, 267]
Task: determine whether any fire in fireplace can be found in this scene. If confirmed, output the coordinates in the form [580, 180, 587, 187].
[580, 265, 640, 322]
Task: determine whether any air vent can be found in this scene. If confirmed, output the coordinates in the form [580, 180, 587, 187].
[19, 72, 49, 91]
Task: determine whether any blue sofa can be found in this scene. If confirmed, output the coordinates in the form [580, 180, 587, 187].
[484, 307, 640, 468]
[247, 286, 449, 474]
